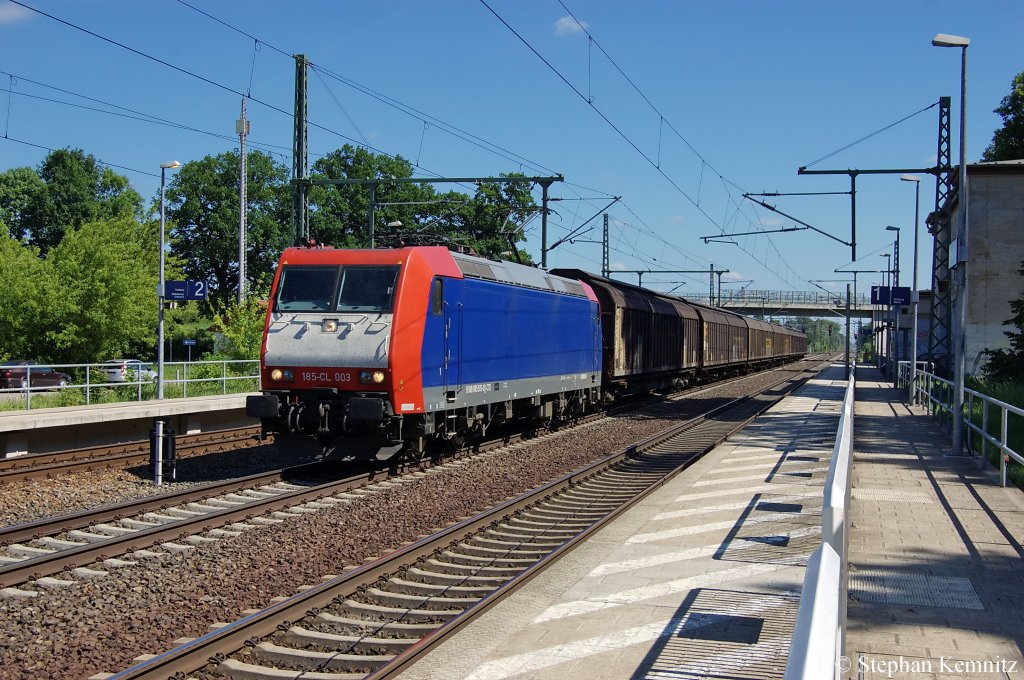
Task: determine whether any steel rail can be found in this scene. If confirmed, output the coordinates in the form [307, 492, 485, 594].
[0, 426, 264, 483]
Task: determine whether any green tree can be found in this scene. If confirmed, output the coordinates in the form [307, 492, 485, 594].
[19, 149, 143, 253]
[981, 71, 1024, 162]
[165, 150, 291, 303]
[207, 297, 269, 361]
[306, 147, 538, 259]
[46, 217, 156, 362]
[0, 233, 58, 360]
[307, 145, 436, 248]
[447, 176, 537, 260]
[982, 259, 1024, 380]
[0, 167, 46, 241]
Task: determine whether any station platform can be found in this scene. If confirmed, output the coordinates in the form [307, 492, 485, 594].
[846, 367, 1024, 679]
[401, 363, 849, 680]
[0, 394, 257, 457]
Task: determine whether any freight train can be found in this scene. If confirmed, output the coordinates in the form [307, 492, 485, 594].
[245, 245, 806, 459]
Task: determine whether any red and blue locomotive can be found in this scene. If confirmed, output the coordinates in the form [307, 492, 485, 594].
[246, 245, 806, 459]
[246, 245, 602, 459]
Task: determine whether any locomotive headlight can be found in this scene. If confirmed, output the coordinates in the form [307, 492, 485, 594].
[269, 369, 294, 381]
[360, 370, 386, 384]
[322, 319, 338, 333]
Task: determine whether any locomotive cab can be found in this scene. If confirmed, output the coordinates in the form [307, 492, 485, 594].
[246, 258, 406, 459]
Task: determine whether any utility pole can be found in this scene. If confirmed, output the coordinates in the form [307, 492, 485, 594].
[602, 213, 610, 278]
[292, 54, 309, 245]
[846, 284, 852, 374]
[236, 97, 250, 305]
[540, 179, 555, 268]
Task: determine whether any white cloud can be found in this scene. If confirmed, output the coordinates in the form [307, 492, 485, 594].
[761, 218, 784, 226]
[669, 215, 687, 225]
[0, 1, 31, 24]
[554, 15, 587, 36]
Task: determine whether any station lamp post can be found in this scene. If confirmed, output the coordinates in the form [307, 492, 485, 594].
[932, 32, 970, 454]
[886, 226, 901, 383]
[157, 160, 181, 401]
[881, 253, 891, 372]
[901, 175, 922, 403]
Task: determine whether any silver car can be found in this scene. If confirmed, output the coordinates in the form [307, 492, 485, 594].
[100, 359, 157, 383]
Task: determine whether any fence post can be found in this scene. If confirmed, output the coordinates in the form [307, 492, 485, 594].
[1001, 409, 1009, 488]
[966, 392, 974, 454]
[982, 400, 989, 462]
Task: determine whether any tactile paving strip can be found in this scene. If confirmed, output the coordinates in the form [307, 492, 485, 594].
[851, 488, 935, 504]
[851, 569, 984, 610]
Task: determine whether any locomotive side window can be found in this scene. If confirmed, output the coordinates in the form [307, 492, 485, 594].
[336, 265, 400, 312]
[431, 278, 443, 315]
[275, 265, 340, 311]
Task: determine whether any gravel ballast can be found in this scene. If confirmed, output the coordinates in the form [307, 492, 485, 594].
[0, 365, 816, 680]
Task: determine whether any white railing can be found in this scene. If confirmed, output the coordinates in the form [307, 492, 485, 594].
[785, 366, 855, 680]
[0, 360, 261, 411]
[898, 362, 1023, 487]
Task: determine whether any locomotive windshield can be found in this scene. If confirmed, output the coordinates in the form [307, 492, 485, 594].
[275, 265, 340, 311]
[336, 265, 400, 312]
[273, 264, 400, 313]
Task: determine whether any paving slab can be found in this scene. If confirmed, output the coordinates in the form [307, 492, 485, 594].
[846, 367, 1024, 679]
[400, 364, 848, 680]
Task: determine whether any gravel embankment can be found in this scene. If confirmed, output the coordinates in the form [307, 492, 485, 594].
[0, 368, 809, 680]
[0, 443, 321, 528]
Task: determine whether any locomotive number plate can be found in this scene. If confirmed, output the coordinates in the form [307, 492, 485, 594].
[301, 371, 352, 383]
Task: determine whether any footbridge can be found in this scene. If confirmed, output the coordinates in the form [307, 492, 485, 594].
[684, 290, 873, 318]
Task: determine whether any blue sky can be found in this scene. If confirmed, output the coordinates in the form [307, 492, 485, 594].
[1, 0, 1020, 304]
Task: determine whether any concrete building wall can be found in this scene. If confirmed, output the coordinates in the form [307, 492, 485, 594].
[950, 163, 1024, 375]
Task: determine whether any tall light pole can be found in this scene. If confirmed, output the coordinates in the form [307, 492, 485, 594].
[933, 32, 969, 454]
[157, 160, 181, 401]
[901, 175, 922, 403]
[886, 226, 901, 384]
[881, 253, 891, 372]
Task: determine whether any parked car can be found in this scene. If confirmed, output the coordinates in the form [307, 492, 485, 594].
[0, 361, 72, 389]
[100, 359, 157, 383]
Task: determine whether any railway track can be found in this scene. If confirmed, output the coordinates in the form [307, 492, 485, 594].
[103, 356, 831, 680]
[0, 357, 834, 593]
[0, 425, 266, 483]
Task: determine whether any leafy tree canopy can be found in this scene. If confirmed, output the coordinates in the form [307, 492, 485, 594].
[0, 167, 46, 241]
[0, 233, 57, 361]
[308, 146, 538, 261]
[207, 296, 271, 361]
[2, 149, 144, 253]
[46, 217, 157, 362]
[981, 71, 1024, 162]
[308, 145, 437, 248]
[165, 149, 291, 304]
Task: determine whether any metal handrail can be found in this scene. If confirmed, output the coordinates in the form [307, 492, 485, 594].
[785, 365, 856, 680]
[898, 362, 1023, 487]
[686, 290, 871, 306]
[0, 359, 261, 411]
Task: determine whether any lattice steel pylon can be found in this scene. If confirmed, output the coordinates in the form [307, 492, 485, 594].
[927, 97, 953, 375]
[292, 54, 309, 246]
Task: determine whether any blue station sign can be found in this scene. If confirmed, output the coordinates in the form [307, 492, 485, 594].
[165, 280, 208, 301]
